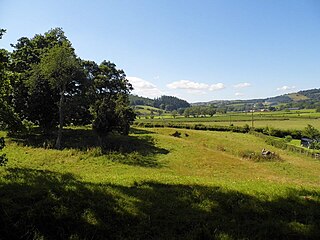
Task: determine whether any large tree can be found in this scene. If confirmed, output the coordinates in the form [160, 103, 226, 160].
[9, 28, 68, 130]
[90, 61, 135, 144]
[0, 29, 25, 132]
[35, 43, 82, 148]
[2, 28, 136, 149]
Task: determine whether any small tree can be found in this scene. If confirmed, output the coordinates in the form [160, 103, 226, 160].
[172, 110, 178, 118]
[184, 108, 190, 118]
[158, 109, 164, 116]
[303, 124, 320, 140]
[207, 106, 217, 117]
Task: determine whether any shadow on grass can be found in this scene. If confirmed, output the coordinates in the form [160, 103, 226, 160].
[129, 127, 155, 135]
[9, 128, 169, 168]
[1, 168, 320, 239]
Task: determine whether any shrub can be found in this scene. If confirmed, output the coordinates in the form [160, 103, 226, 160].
[284, 135, 293, 143]
[240, 150, 281, 162]
[170, 131, 181, 138]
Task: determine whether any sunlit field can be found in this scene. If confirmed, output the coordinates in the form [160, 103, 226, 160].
[135, 109, 320, 130]
[1, 127, 320, 239]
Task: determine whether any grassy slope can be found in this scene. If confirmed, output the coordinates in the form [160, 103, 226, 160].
[1, 128, 320, 239]
[134, 105, 163, 115]
[287, 93, 309, 101]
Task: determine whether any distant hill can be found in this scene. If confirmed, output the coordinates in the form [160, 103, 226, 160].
[129, 95, 155, 106]
[153, 96, 190, 111]
[193, 88, 320, 111]
[130, 95, 190, 111]
[262, 89, 320, 104]
[130, 88, 320, 112]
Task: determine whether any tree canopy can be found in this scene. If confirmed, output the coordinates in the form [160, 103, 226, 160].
[0, 28, 135, 148]
[154, 95, 190, 110]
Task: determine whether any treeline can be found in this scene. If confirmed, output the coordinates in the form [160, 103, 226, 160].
[297, 88, 320, 101]
[129, 95, 154, 106]
[0, 28, 135, 149]
[134, 121, 319, 149]
[278, 100, 320, 111]
[183, 105, 217, 117]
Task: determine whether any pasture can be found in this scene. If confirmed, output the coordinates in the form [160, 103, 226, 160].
[136, 109, 320, 130]
[1, 127, 320, 239]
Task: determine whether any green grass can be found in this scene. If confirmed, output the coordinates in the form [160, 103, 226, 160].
[136, 109, 320, 130]
[134, 105, 165, 115]
[1, 127, 320, 239]
[287, 93, 309, 101]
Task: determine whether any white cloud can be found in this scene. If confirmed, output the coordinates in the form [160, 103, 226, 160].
[209, 83, 225, 91]
[235, 92, 244, 96]
[167, 80, 208, 90]
[233, 82, 251, 89]
[276, 85, 296, 91]
[127, 76, 163, 98]
[167, 80, 225, 92]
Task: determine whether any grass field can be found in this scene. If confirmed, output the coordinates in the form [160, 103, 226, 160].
[1, 127, 320, 239]
[136, 109, 320, 130]
[133, 105, 164, 115]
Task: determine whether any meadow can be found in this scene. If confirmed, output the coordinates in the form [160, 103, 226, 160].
[136, 109, 320, 130]
[1, 126, 320, 239]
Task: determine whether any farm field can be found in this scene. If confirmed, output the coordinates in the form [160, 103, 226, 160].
[136, 109, 320, 130]
[1, 127, 320, 239]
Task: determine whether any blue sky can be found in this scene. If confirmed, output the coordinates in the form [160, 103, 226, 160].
[1, 0, 320, 102]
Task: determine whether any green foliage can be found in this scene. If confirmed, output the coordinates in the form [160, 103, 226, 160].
[34, 43, 82, 148]
[303, 124, 320, 139]
[129, 94, 155, 106]
[309, 141, 320, 150]
[0, 29, 25, 132]
[0, 137, 8, 166]
[8, 28, 71, 130]
[154, 95, 190, 110]
[239, 150, 281, 162]
[91, 61, 135, 139]
[171, 110, 178, 118]
[243, 124, 250, 132]
[284, 135, 293, 142]
[184, 105, 216, 117]
[2, 28, 135, 149]
[0, 29, 6, 39]
[37, 44, 78, 89]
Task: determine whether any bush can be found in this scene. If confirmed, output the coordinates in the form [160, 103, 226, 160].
[284, 135, 293, 143]
[170, 131, 181, 138]
[239, 150, 281, 162]
[309, 141, 320, 150]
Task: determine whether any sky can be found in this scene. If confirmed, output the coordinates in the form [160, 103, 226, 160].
[1, 0, 320, 103]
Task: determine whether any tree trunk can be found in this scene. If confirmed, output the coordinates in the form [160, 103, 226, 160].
[55, 86, 65, 149]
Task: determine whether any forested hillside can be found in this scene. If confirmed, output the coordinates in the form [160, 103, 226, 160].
[129, 95, 155, 106]
[130, 94, 190, 111]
